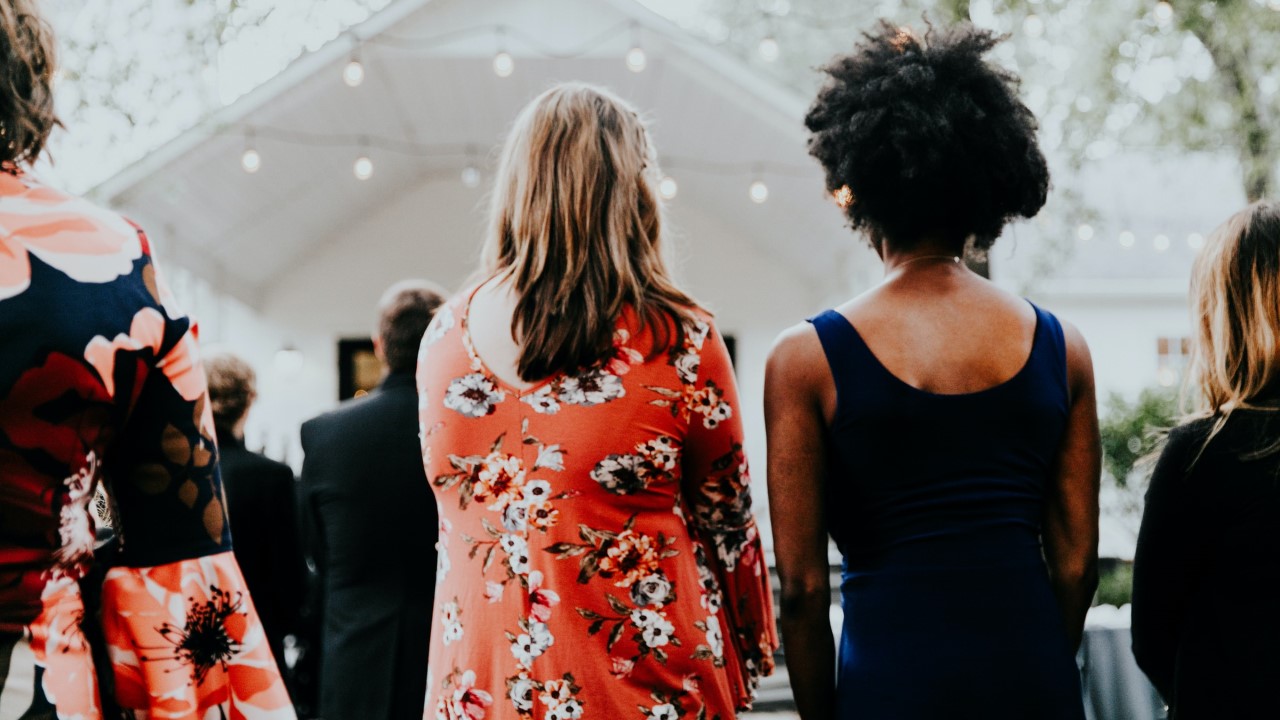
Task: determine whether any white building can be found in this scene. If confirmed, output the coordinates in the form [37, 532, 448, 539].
[91, 0, 1251, 558]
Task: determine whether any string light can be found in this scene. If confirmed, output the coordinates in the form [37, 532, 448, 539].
[749, 179, 769, 204]
[493, 26, 514, 77]
[658, 175, 678, 200]
[461, 165, 482, 188]
[1153, 234, 1170, 251]
[1076, 223, 1094, 241]
[1187, 232, 1205, 249]
[757, 35, 780, 62]
[1023, 14, 1044, 38]
[241, 147, 261, 174]
[625, 23, 646, 72]
[354, 139, 374, 180]
[1154, 1, 1174, 24]
[343, 58, 365, 87]
[240, 129, 260, 173]
[1118, 230, 1136, 248]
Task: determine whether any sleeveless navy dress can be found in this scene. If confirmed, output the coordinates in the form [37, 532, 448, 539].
[809, 304, 1085, 719]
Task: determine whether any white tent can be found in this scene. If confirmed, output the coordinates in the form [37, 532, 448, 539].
[91, 0, 875, 497]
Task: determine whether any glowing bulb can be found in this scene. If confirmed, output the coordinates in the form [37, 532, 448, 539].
[1154, 1, 1173, 24]
[461, 165, 482, 188]
[1023, 14, 1044, 38]
[1156, 366, 1177, 387]
[343, 59, 364, 87]
[625, 46, 647, 72]
[749, 179, 769, 204]
[353, 155, 374, 180]
[1119, 230, 1135, 248]
[493, 51, 514, 77]
[1076, 224, 1094, 241]
[240, 148, 261, 174]
[1187, 232, 1205, 249]
[1153, 234, 1170, 251]
[758, 35, 780, 62]
[658, 175, 678, 200]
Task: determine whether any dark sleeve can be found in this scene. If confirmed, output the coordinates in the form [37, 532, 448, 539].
[1131, 424, 1205, 702]
[271, 463, 306, 634]
[298, 422, 327, 577]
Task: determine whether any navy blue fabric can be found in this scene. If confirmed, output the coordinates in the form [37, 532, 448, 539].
[808, 304, 1085, 719]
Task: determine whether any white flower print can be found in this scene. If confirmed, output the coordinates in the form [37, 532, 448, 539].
[510, 621, 554, 667]
[521, 386, 560, 414]
[442, 600, 464, 645]
[674, 350, 700, 385]
[636, 436, 680, 475]
[557, 368, 625, 407]
[539, 679, 573, 706]
[534, 444, 564, 472]
[548, 699, 584, 720]
[629, 608, 675, 648]
[705, 616, 724, 659]
[509, 674, 535, 713]
[501, 534, 530, 575]
[436, 517, 452, 587]
[647, 703, 679, 720]
[501, 501, 528, 532]
[444, 372, 506, 418]
[423, 302, 455, 346]
[522, 479, 552, 503]
[52, 452, 98, 577]
[686, 319, 710, 350]
[485, 581, 505, 604]
[629, 572, 674, 608]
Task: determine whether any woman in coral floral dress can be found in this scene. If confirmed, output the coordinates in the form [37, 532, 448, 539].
[416, 83, 776, 720]
[0, 4, 292, 717]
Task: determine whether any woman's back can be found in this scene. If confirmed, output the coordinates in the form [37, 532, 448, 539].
[810, 288, 1086, 718]
[1133, 412, 1280, 717]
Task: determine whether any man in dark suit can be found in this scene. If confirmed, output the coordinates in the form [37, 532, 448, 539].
[300, 280, 446, 720]
[205, 354, 305, 683]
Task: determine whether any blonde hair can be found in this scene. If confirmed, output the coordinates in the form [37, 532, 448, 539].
[481, 82, 700, 381]
[1186, 201, 1280, 445]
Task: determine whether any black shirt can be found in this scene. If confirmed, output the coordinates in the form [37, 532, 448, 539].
[1131, 409, 1280, 719]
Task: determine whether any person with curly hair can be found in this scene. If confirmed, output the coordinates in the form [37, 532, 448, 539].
[765, 22, 1099, 719]
[1, 1, 293, 717]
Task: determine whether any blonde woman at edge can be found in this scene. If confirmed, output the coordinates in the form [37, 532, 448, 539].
[414, 83, 777, 720]
[1132, 201, 1280, 719]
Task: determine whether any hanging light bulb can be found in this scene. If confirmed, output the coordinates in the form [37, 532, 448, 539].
[461, 165, 482, 188]
[658, 175, 678, 200]
[1118, 230, 1136, 248]
[493, 50, 515, 77]
[241, 147, 261, 174]
[343, 58, 365, 87]
[749, 179, 769, 204]
[1187, 232, 1205, 249]
[758, 35, 780, 62]
[353, 155, 374, 180]
[1153, 234, 1170, 251]
[626, 46, 647, 73]
[1076, 223, 1094, 241]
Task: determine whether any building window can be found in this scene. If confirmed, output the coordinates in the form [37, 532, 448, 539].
[1156, 336, 1190, 387]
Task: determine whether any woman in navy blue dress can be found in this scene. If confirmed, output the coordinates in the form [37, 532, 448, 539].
[765, 23, 1100, 719]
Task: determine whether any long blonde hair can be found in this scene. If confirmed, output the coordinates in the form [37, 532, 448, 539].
[482, 83, 699, 381]
[1186, 201, 1280, 450]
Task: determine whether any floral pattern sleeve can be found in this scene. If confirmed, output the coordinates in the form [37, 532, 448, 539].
[679, 322, 778, 709]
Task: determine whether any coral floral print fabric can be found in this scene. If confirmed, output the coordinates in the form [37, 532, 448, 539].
[416, 288, 777, 720]
[0, 167, 293, 719]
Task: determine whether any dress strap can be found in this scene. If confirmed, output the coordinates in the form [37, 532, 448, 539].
[807, 309, 870, 414]
[1029, 302, 1070, 403]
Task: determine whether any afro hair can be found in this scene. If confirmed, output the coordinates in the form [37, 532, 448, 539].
[805, 21, 1049, 250]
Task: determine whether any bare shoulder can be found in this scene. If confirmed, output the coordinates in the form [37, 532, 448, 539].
[767, 322, 822, 372]
[1054, 316, 1095, 395]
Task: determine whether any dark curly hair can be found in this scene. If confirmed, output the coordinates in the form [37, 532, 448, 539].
[805, 21, 1048, 251]
[0, 0, 60, 168]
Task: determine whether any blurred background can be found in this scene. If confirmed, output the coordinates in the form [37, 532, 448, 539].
[38, 1, 1280, 717]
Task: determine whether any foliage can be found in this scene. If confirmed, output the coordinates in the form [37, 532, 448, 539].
[1099, 386, 1179, 487]
[1094, 559, 1134, 607]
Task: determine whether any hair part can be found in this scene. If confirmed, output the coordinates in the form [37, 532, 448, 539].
[804, 20, 1049, 252]
[379, 279, 448, 374]
[481, 82, 700, 381]
[205, 353, 257, 435]
[0, 0, 60, 167]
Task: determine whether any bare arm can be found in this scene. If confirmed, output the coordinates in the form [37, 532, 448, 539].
[1043, 321, 1101, 650]
[764, 324, 835, 720]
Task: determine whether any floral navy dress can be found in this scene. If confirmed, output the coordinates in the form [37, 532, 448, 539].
[416, 288, 777, 720]
[0, 167, 294, 718]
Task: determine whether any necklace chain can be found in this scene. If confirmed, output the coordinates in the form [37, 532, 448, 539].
[894, 254, 962, 269]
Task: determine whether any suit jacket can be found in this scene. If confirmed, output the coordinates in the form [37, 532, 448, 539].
[299, 371, 437, 720]
[215, 432, 305, 667]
